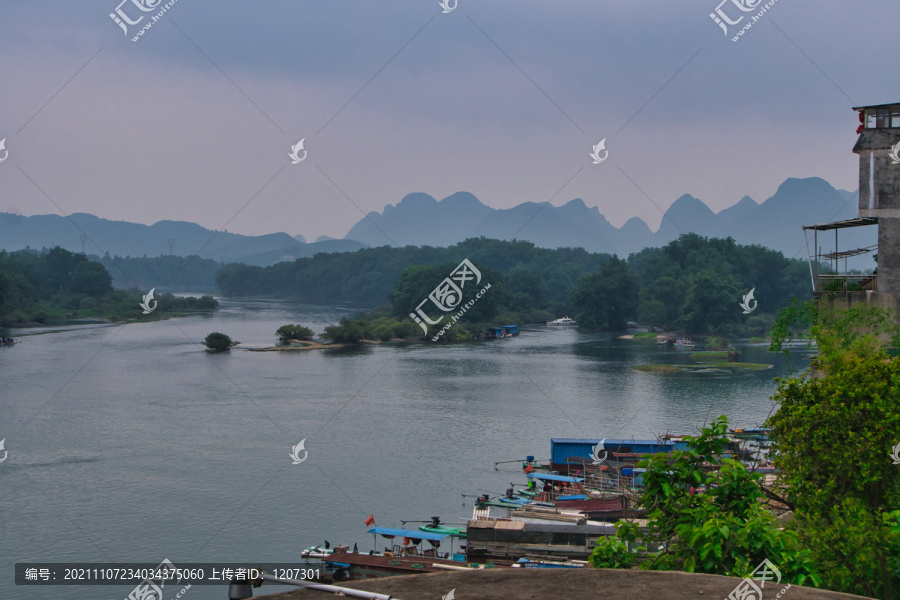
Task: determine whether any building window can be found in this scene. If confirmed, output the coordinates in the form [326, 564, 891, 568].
[865, 107, 900, 129]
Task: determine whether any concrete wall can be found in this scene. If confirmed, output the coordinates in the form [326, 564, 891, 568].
[854, 128, 900, 216]
[879, 217, 900, 294]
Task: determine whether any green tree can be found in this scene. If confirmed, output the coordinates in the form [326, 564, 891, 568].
[70, 261, 113, 296]
[676, 269, 740, 334]
[204, 332, 233, 352]
[768, 301, 900, 598]
[571, 256, 639, 330]
[321, 316, 366, 343]
[637, 299, 668, 330]
[276, 324, 315, 342]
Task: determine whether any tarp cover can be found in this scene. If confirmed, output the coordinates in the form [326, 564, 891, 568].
[366, 527, 447, 541]
[526, 473, 584, 483]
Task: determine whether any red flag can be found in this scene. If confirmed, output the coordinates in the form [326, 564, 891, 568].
[523, 464, 534, 474]
[364, 515, 375, 527]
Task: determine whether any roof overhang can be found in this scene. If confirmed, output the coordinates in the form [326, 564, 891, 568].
[802, 217, 878, 231]
[853, 103, 900, 111]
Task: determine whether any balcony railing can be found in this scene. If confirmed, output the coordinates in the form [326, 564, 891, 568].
[814, 274, 877, 292]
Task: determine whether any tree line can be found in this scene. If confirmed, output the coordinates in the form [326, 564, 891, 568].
[217, 235, 811, 336]
[0, 247, 217, 327]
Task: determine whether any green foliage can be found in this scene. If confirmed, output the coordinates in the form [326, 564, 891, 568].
[571, 256, 639, 330]
[322, 316, 367, 343]
[588, 536, 636, 569]
[98, 254, 221, 292]
[212, 234, 812, 335]
[676, 269, 741, 334]
[630, 234, 810, 335]
[389, 262, 502, 324]
[276, 324, 315, 342]
[592, 417, 819, 584]
[70, 261, 113, 296]
[768, 311, 900, 598]
[771, 298, 900, 363]
[204, 332, 233, 352]
[0, 248, 218, 326]
[745, 313, 775, 337]
[704, 336, 731, 351]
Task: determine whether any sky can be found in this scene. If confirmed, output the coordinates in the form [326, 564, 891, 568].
[0, 0, 896, 242]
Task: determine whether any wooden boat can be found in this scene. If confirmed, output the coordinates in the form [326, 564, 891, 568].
[513, 557, 586, 569]
[322, 549, 499, 581]
[554, 496, 626, 512]
[466, 518, 614, 563]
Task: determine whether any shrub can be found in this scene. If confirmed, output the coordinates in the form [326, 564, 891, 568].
[276, 324, 315, 342]
[204, 332, 233, 352]
[705, 336, 730, 351]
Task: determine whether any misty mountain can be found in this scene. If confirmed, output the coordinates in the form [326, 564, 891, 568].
[0, 212, 366, 267]
[343, 178, 875, 268]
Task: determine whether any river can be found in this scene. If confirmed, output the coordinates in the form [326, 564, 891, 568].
[0, 298, 813, 600]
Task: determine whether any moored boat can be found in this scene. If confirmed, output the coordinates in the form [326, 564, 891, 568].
[513, 557, 587, 569]
[419, 524, 465, 537]
[485, 325, 520, 339]
[546, 317, 576, 326]
[322, 547, 499, 581]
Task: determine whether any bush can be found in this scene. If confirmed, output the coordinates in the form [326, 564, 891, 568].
[276, 324, 315, 342]
[372, 323, 395, 341]
[321, 317, 365, 343]
[195, 295, 218, 309]
[204, 331, 233, 352]
[394, 319, 422, 339]
[705, 336, 730, 351]
[588, 536, 636, 569]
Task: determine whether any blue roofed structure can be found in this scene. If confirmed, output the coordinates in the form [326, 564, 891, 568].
[550, 438, 687, 469]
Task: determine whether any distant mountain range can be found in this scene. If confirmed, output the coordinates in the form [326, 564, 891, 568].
[344, 178, 874, 266]
[0, 212, 366, 267]
[0, 177, 875, 269]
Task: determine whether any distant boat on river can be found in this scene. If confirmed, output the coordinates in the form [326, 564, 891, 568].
[547, 317, 576, 326]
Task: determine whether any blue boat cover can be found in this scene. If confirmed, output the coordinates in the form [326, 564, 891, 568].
[556, 494, 587, 500]
[366, 527, 448, 541]
[527, 473, 584, 483]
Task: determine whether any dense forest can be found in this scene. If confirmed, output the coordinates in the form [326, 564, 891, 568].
[0, 247, 217, 327]
[217, 235, 812, 337]
[96, 253, 220, 292]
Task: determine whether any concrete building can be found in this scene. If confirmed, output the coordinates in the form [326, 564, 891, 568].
[803, 103, 900, 317]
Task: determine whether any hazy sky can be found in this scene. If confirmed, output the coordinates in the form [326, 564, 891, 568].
[0, 1, 895, 241]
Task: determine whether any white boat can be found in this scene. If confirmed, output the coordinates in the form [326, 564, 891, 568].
[675, 337, 695, 348]
[547, 317, 576, 326]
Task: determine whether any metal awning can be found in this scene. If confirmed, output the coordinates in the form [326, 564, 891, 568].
[366, 527, 448, 541]
[802, 217, 877, 231]
[526, 473, 584, 483]
[820, 245, 877, 260]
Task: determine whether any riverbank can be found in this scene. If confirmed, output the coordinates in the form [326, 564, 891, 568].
[254, 568, 867, 600]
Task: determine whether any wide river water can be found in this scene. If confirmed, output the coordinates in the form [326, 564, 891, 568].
[0, 298, 814, 600]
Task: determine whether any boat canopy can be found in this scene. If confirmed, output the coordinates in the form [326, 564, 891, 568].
[526, 473, 584, 483]
[366, 527, 448, 541]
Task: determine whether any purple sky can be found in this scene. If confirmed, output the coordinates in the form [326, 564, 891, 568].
[0, 0, 895, 241]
